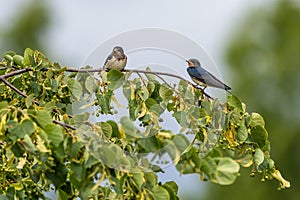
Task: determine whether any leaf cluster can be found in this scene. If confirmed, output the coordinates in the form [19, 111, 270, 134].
[0, 49, 289, 199]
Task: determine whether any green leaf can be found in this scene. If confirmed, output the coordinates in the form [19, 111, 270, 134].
[13, 55, 24, 66]
[73, 112, 90, 127]
[96, 90, 113, 114]
[137, 135, 160, 152]
[85, 76, 95, 94]
[51, 79, 58, 92]
[162, 181, 179, 200]
[110, 176, 123, 195]
[145, 98, 164, 116]
[58, 189, 69, 200]
[178, 80, 188, 92]
[118, 157, 132, 171]
[0, 194, 9, 200]
[227, 94, 243, 112]
[131, 172, 145, 189]
[25, 94, 35, 107]
[107, 120, 121, 138]
[0, 101, 8, 110]
[99, 122, 112, 138]
[237, 123, 248, 142]
[68, 79, 83, 100]
[159, 84, 173, 102]
[214, 157, 240, 185]
[166, 134, 189, 164]
[97, 145, 117, 167]
[173, 111, 189, 128]
[153, 185, 170, 200]
[144, 172, 158, 189]
[23, 48, 34, 66]
[250, 112, 265, 127]
[35, 110, 52, 129]
[44, 124, 64, 146]
[120, 116, 137, 138]
[145, 68, 156, 81]
[79, 183, 97, 200]
[201, 157, 215, 178]
[69, 142, 84, 159]
[9, 119, 35, 139]
[45, 163, 68, 188]
[250, 125, 268, 148]
[107, 69, 125, 90]
[69, 162, 85, 185]
[254, 148, 264, 166]
[23, 134, 37, 153]
[137, 86, 149, 101]
[172, 134, 190, 153]
[147, 81, 156, 94]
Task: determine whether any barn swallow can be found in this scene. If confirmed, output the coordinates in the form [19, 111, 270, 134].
[103, 46, 127, 71]
[186, 58, 231, 92]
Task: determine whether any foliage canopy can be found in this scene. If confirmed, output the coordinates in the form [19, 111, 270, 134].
[0, 49, 289, 199]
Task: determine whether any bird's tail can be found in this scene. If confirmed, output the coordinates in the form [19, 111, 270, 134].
[224, 84, 232, 94]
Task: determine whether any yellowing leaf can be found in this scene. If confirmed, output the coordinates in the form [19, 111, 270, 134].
[17, 157, 26, 169]
[157, 131, 172, 139]
[271, 169, 290, 189]
[119, 125, 125, 138]
[225, 129, 236, 145]
[11, 182, 24, 191]
[130, 84, 135, 100]
[0, 114, 7, 134]
[36, 135, 50, 153]
[202, 128, 208, 146]
[236, 154, 253, 168]
[136, 102, 147, 119]
[111, 96, 124, 108]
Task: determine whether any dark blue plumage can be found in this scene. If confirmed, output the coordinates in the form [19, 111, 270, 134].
[186, 58, 231, 92]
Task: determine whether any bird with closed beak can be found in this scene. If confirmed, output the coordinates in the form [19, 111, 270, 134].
[186, 58, 231, 92]
[103, 46, 127, 71]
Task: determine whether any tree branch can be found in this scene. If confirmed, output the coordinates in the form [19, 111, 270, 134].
[1, 68, 31, 79]
[64, 68, 213, 99]
[0, 76, 41, 106]
[53, 119, 76, 130]
[0, 66, 214, 131]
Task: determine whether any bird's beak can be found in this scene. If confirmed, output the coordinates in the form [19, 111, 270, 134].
[185, 60, 189, 63]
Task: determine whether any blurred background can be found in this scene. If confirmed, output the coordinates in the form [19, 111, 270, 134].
[0, 0, 299, 199]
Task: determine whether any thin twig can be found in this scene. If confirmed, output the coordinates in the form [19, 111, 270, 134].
[136, 72, 147, 86]
[64, 68, 213, 99]
[0, 77, 41, 105]
[154, 73, 178, 92]
[53, 119, 76, 130]
[0, 69, 77, 130]
[1, 68, 31, 79]
[1, 75, 75, 130]
[0, 77, 27, 98]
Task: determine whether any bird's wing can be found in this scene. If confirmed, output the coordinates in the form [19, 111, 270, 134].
[103, 54, 113, 67]
[187, 67, 206, 83]
[190, 67, 231, 90]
